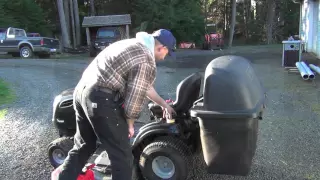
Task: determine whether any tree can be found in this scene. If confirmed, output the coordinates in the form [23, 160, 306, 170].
[89, 0, 95, 16]
[228, 0, 236, 47]
[57, 0, 71, 48]
[0, 0, 49, 35]
[11, 0, 300, 46]
[63, 0, 71, 45]
[70, 0, 76, 48]
[72, 0, 81, 46]
[0, 0, 20, 28]
[243, 0, 251, 39]
[132, 0, 205, 45]
[266, 0, 276, 44]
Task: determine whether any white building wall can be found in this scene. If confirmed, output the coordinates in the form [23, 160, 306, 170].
[311, 0, 318, 54]
[300, 0, 308, 49]
[316, 1, 320, 58]
[300, 0, 320, 58]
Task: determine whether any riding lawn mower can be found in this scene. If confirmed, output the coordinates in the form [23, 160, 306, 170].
[48, 55, 266, 180]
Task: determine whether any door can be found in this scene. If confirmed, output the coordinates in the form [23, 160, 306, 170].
[2, 28, 20, 52]
[7, 28, 22, 52]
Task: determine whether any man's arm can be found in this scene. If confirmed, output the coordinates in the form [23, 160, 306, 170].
[146, 86, 176, 119]
[146, 86, 168, 108]
[124, 62, 155, 126]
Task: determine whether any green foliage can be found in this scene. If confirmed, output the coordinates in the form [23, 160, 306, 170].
[0, 78, 15, 107]
[0, 0, 301, 46]
[277, 0, 300, 36]
[0, 78, 15, 121]
[132, 0, 205, 45]
[0, 0, 49, 36]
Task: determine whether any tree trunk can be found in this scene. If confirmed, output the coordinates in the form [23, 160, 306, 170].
[57, 0, 71, 48]
[226, 0, 231, 37]
[63, 0, 71, 46]
[204, 0, 208, 25]
[90, 0, 95, 16]
[224, 0, 227, 35]
[228, 0, 236, 47]
[266, 0, 275, 44]
[243, 0, 251, 39]
[72, 0, 81, 46]
[69, 0, 76, 49]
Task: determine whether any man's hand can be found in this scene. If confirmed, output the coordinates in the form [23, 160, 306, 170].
[127, 119, 135, 138]
[162, 103, 176, 119]
[146, 87, 177, 119]
[128, 123, 134, 138]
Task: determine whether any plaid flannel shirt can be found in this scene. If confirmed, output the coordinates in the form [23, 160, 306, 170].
[82, 39, 156, 120]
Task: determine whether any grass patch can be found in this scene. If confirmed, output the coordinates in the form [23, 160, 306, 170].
[0, 78, 15, 120]
[305, 173, 318, 180]
[0, 109, 8, 120]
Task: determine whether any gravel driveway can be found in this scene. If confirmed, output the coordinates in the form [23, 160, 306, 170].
[0, 46, 320, 180]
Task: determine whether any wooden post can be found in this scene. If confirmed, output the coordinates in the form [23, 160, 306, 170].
[126, 25, 129, 39]
[86, 28, 91, 46]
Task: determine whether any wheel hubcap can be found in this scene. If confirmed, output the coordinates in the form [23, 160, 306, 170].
[22, 49, 30, 57]
[52, 149, 66, 165]
[152, 156, 175, 179]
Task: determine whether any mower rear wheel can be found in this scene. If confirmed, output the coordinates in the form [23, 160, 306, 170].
[47, 137, 74, 168]
[139, 136, 192, 180]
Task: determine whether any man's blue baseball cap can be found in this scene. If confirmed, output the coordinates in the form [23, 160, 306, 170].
[152, 29, 176, 57]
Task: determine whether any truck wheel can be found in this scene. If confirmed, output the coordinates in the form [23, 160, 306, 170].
[139, 136, 192, 180]
[89, 45, 96, 57]
[202, 43, 209, 50]
[20, 46, 33, 58]
[47, 137, 74, 168]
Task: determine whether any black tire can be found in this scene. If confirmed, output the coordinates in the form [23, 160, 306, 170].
[132, 159, 144, 180]
[202, 43, 206, 50]
[89, 45, 96, 57]
[202, 43, 209, 50]
[19, 46, 33, 58]
[47, 137, 74, 168]
[139, 136, 192, 180]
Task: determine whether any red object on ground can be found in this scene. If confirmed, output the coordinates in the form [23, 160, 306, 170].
[51, 164, 95, 180]
[204, 32, 224, 49]
[77, 164, 95, 180]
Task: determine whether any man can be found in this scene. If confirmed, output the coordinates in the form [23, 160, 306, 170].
[57, 29, 177, 180]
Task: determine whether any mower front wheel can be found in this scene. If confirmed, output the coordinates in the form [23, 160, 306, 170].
[48, 137, 74, 168]
[139, 136, 192, 180]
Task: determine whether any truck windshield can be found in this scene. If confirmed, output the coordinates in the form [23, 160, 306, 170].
[97, 29, 115, 38]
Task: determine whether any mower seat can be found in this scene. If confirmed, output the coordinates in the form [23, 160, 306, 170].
[149, 72, 202, 116]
